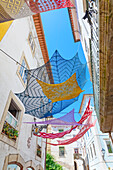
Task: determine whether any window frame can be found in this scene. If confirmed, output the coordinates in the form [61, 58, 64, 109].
[74, 148, 79, 154]
[59, 146, 65, 157]
[28, 32, 36, 56]
[17, 52, 29, 87]
[92, 142, 96, 158]
[87, 148, 91, 160]
[35, 136, 42, 161]
[104, 139, 113, 155]
[0, 91, 24, 148]
[90, 145, 93, 159]
[59, 129, 64, 133]
[36, 144, 42, 158]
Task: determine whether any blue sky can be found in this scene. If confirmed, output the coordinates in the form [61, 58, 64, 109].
[41, 8, 93, 121]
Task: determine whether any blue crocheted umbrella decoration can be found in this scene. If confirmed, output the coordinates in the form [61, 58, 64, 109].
[16, 50, 87, 118]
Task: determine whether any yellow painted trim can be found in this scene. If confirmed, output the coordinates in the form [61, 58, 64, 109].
[0, 21, 13, 41]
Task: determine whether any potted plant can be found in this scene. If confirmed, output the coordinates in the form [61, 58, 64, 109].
[2, 121, 18, 141]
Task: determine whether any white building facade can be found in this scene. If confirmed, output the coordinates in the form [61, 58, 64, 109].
[0, 15, 48, 170]
[48, 125, 84, 170]
[79, 94, 113, 170]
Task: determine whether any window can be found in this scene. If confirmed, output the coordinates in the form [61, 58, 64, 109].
[105, 140, 113, 153]
[59, 147, 65, 157]
[36, 137, 42, 159]
[88, 148, 91, 160]
[37, 144, 42, 158]
[59, 129, 64, 133]
[84, 38, 88, 54]
[19, 59, 28, 84]
[85, 133, 87, 140]
[92, 142, 96, 157]
[59, 129, 64, 138]
[87, 130, 89, 137]
[90, 128, 92, 134]
[28, 32, 35, 55]
[17, 53, 29, 87]
[0, 91, 24, 147]
[1, 92, 24, 142]
[74, 148, 79, 154]
[5, 99, 20, 128]
[90, 145, 93, 159]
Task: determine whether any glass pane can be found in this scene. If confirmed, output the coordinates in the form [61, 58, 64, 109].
[93, 143, 96, 156]
[6, 112, 12, 124]
[90, 146, 93, 158]
[59, 129, 63, 133]
[59, 147, 64, 156]
[7, 164, 20, 170]
[74, 148, 78, 154]
[106, 141, 113, 153]
[23, 71, 28, 84]
[29, 33, 32, 44]
[19, 60, 25, 77]
[6, 111, 18, 129]
[37, 145, 41, 158]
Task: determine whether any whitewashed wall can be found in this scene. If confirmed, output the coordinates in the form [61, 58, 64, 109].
[50, 125, 83, 170]
[0, 16, 46, 169]
[80, 97, 113, 170]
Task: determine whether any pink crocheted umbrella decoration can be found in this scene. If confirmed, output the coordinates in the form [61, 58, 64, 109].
[34, 99, 92, 139]
[47, 115, 97, 145]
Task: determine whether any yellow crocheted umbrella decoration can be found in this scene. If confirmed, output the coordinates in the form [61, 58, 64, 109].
[37, 72, 84, 103]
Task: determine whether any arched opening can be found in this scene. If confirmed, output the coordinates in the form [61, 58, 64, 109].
[3, 154, 24, 170]
[3, 154, 37, 170]
[74, 161, 77, 170]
